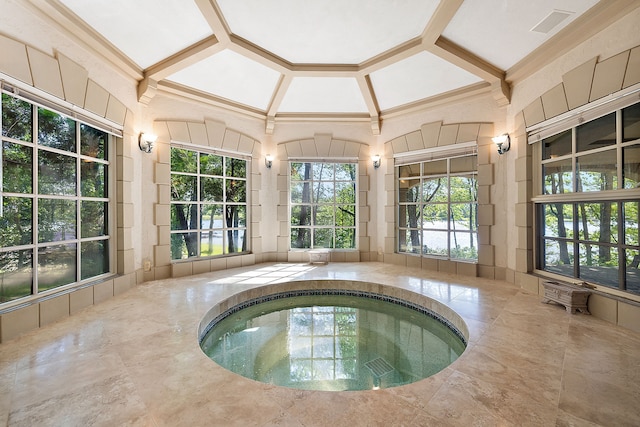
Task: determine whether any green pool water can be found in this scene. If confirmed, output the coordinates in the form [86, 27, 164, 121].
[200, 294, 466, 391]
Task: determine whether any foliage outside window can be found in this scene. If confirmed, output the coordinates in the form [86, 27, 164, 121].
[397, 154, 478, 261]
[170, 146, 248, 260]
[536, 102, 640, 295]
[290, 162, 357, 249]
[1, 92, 111, 303]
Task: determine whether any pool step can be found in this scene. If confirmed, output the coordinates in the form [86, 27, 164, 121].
[365, 357, 394, 377]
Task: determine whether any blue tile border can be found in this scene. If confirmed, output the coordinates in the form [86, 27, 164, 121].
[199, 288, 467, 346]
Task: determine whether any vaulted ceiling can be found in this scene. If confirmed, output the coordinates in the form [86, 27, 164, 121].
[25, 0, 633, 134]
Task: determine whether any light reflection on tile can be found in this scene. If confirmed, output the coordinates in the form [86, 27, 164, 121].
[1, 261, 639, 426]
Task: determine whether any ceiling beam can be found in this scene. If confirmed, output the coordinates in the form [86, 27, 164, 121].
[421, 0, 464, 44]
[265, 74, 293, 134]
[356, 75, 381, 135]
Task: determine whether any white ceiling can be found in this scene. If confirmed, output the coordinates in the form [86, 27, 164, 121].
[49, 0, 605, 131]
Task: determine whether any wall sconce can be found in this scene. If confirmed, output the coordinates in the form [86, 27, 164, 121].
[138, 132, 157, 153]
[265, 154, 274, 169]
[372, 154, 381, 169]
[492, 133, 510, 155]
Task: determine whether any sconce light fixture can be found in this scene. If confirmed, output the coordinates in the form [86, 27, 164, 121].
[372, 154, 381, 169]
[492, 133, 511, 155]
[138, 132, 157, 153]
[265, 154, 274, 169]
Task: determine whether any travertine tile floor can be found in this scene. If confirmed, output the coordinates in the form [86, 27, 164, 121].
[1, 262, 639, 426]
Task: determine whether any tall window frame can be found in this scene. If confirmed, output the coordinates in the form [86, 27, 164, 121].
[1, 89, 116, 305]
[289, 161, 358, 250]
[532, 100, 640, 296]
[170, 145, 250, 260]
[396, 151, 478, 262]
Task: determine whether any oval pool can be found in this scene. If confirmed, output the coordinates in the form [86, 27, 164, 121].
[199, 284, 467, 391]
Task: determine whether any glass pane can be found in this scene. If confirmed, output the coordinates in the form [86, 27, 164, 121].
[542, 130, 571, 160]
[0, 197, 32, 247]
[450, 232, 478, 261]
[38, 151, 76, 195]
[0, 249, 32, 302]
[335, 228, 355, 248]
[626, 249, 640, 295]
[624, 201, 639, 246]
[543, 159, 572, 194]
[171, 232, 198, 259]
[201, 204, 223, 229]
[2, 141, 32, 193]
[2, 93, 32, 141]
[423, 159, 447, 176]
[450, 156, 477, 173]
[200, 231, 223, 257]
[81, 240, 109, 280]
[171, 204, 197, 230]
[576, 150, 617, 191]
[291, 205, 311, 226]
[200, 177, 223, 202]
[314, 228, 333, 248]
[542, 203, 574, 239]
[579, 244, 618, 289]
[335, 205, 355, 227]
[422, 204, 447, 229]
[225, 158, 246, 178]
[171, 175, 197, 201]
[451, 203, 477, 231]
[623, 145, 640, 189]
[291, 228, 311, 248]
[335, 163, 355, 181]
[449, 176, 477, 202]
[170, 147, 197, 173]
[291, 182, 312, 203]
[291, 162, 311, 181]
[313, 163, 333, 181]
[335, 182, 355, 204]
[576, 112, 616, 152]
[313, 205, 334, 226]
[200, 153, 223, 176]
[38, 243, 76, 291]
[399, 164, 420, 178]
[80, 124, 106, 159]
[312, 182, 333, 203]
[422, 178, 447, 202]
[399, 229, 421, 254]
[577, 202, 617, 243]
[423, 230, 448, 256]
[543, 239, 574, 276]
[81, 201, 107, 238]
[399, 179, 420, 203]
[81, 162, 106, 198]
[38, 198, 76, 243]
[226, 179, 246, 202]
[399, 204, 421, 229]
[224, 205, 246, 228]
[622, 102, 640, 142]
[38, 107, 76, 152]
[225, 229, 246, 253]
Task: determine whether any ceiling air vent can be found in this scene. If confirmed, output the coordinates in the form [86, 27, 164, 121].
[531, 10, 574, 34]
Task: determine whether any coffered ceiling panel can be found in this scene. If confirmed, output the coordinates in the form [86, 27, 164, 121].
[278, 77, 369, 113]
[167, 49, 281, 111]
[217, 0, 439, 64]
[370, 51, 483, 111]
[59, 0, 213, 69]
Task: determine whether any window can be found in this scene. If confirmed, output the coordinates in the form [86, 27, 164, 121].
[397, 154, 478, 261]
[289, 162, 357, 249]
[535, 102, 640, 295]
[1, 92, 112, 303]
[170, 146, 248, 260]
